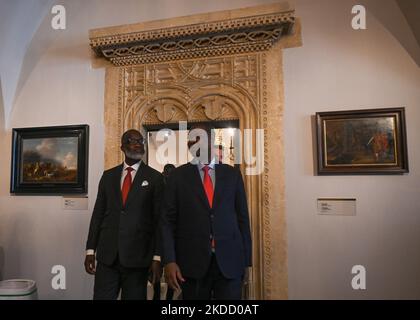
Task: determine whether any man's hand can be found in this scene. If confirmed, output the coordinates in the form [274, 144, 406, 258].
[164, 262, 185, 292]
[84, 254, 96, 275]
[149, 260, 162, 284]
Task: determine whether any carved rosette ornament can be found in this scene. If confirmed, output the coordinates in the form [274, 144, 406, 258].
[202, 96, 224, 120]
[154, 101, 176, 123]
[92, 3, 301, 300]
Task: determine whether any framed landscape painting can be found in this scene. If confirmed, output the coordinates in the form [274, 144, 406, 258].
[316, 108, 408, 175]
[10, 125, 89, 194]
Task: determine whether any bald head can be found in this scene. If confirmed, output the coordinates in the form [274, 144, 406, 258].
[121, 129, 142, 145]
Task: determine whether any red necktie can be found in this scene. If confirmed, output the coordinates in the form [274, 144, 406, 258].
[203, 165, 215, 250]
[202, 165, 214, 208]
[121, 167, 134, 206]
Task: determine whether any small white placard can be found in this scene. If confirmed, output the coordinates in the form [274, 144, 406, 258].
[63, 197, 88, 210]
[317, 198, 356, 216]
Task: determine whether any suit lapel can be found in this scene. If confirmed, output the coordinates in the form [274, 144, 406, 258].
[188, 163, 211, 210]
[112, 164, 124, 208]
[124, 162, 146, 208]
[212, 164, 226, 211]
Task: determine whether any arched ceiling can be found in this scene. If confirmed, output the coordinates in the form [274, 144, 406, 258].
[0, 0, 53, 128]
[363, 0, 420, 68]
[0, 0, 418, 129]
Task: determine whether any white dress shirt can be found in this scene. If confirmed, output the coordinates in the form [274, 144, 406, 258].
[120, 161, 140, 188]
[197, 158, 216, 189]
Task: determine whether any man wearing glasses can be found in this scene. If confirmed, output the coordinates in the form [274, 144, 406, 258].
[84, 129, 163, 299]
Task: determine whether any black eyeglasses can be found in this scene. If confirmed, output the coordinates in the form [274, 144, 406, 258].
[125, 137, 145, 145]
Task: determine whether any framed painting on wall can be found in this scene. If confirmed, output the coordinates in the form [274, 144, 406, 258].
[10, 125, 89, 194]
[316, 108, 408, 175]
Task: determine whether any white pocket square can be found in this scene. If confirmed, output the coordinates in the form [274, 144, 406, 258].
[141, 180, 149, 187]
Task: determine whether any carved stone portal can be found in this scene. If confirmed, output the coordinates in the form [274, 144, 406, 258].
[90, 2, 302, 299]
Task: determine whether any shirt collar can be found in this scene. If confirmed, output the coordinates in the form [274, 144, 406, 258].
[197, 158, 216, 170]
[123, 160, 141, 172]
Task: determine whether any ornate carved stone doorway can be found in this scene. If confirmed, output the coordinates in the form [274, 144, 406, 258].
[90, 2, 301, 299]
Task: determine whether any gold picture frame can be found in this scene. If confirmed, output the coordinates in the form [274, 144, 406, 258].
[316, 108, 409, 175]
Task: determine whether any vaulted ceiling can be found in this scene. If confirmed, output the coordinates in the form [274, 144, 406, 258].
[0, 0, 54, 129]
[397, 0, 420, 48]
[0, 0, 419, 129]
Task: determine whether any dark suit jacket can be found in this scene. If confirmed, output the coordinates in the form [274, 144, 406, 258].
[86, 162, 163, 268]
[161, 163, 252, 279]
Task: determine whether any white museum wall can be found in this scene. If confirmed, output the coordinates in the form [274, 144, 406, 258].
[285, 0, 420, 299]
[0, 0, 419, 299]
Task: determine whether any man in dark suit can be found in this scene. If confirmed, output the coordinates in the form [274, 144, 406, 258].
[161, 125, 252, 300]
[85, 129, 163, 300]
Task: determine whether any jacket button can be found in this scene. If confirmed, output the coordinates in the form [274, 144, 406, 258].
[210, 214, 214, 219]
[121, 210, 125, 214]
